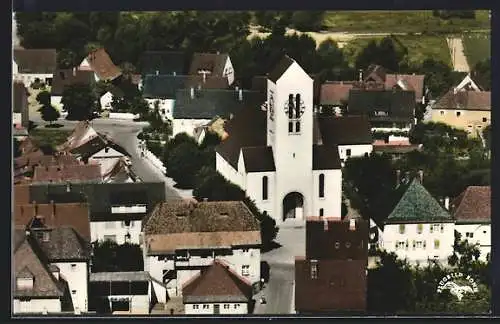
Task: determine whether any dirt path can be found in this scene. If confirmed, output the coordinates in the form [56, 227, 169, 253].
[447, 37, 470, 72]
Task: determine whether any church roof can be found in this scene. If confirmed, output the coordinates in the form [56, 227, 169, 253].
[268, 55, 295, 83]
[241, 146, 276, 172]
[312, 145, 341, 170]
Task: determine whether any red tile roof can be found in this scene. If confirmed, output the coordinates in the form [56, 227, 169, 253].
[86, 48, 122, 81]
[451, 186, 490, 223]
[32, 164, 102, 183]
[320, 81, 355, 106]
[433, 90, 491, 111]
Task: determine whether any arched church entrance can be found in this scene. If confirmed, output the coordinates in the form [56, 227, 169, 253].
[282, 192, 304, 221]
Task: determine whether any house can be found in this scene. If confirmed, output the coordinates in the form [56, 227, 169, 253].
[68, 135, 130, 164]
[319, 81, 355, 112]
[13, 223, 91, 314]
[172, 88, 264, 138]
[182, 259, 253, 315]
[89, 272, 152, 314]
[192, 116, 225, 145]
[216, 55, 371, 225]
[453, 74, 483, 92]
[137, 51, 188, 77]
[188, 53, 235, 86]
[15, 152, 82, 184]
[13, 48, 57, 86]
[142, 200, 261, 300]
[13, 126, 29, 141]
[57, 121, 100, 152]
[379, 175, 455, 265]
[430, 88, 490, 137]
[347, 89, 416, 132]
[100, 157, 138, 184]
[50, 69, 96, 110]
[26, 182, 166, 246]
[450, 186, 491, 261]
[31, 164, 103, 184]
[79, 48, 122, 82]
[13, 81, 30, 128]
[372, 137, 422, 156]
[294, 217, 368, 314]
[99, 87, 125, 111]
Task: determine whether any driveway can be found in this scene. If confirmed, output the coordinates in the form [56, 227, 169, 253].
[447, 37, 470, 72]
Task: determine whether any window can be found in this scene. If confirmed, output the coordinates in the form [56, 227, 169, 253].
[72, 290, 76, 294]
[193, 305, 199, 310]
[224, 304, 230, 309]
[288, 122, 294, 133]
[415, 241, 423, 249]
[434, 239, 440, 249]
[423, 241, 427, 249]
[42, 231, 50, 242]
[483, 230, 487, 234]
[242, 248, 249, 253]
[104, 235, 116, 242]
[430, 224, 440, 233]
[399, 224, 406, 234]
[417, 224, 423, 234]
[440, 111, 444, 115]
[319, 208, 324, 217]
[335, 242, 340, 249]
[466, 232, 474, 238]
[296, 121, 301, 132]
[310, 260, 318, 279]
[71, 264, 77, 271]
[345, 242, 351, 248]
[346, 149, 352, 157]
[234, 304, 240, 309]
[440, 224, 444, 233]
[456, 111, 461, 117]
[241, 265, 250, 276]
[122, 220, 131, 227]
[203, 304, 209, 309]
[319, 174, 325, 198]
[262, 176, 268, 201]
[482, 117, 487, 122]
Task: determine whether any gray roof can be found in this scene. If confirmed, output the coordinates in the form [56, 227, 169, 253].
[268, 55, 294, 83]
[188, 53, 229, 77]
[69, 136, 130, 161]
[138, 51, 187, 76]
[312, 145, 341, 170]
[348, 89, 416, 122]
[241, 146, 276, 172]
[32, 227, 91, 261]
[318, 115, 373, 145]
[90, 271, 150, 282]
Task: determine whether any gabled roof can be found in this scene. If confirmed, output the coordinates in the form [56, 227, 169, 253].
[320, 81, 355, 106]
[385, 179, 453, 224]
[433, 90, 491, 111]
[138, 51, 187, 76]
[51, 69, 95, 96]
[13, 49, 57, 74]
[57, 121, 98, 152]
[312, 144, 341, 170]
[188, 52, 229, 77]
[318, 115, 373, 145]
[173, 89, 264, 119]
[268, 55, 295, 83]
[451, 186, 490, 223]
[32, 227, 91, 261]
[32, 164, 102, 184]
[183, 260, 253, 303]
[69, 136, 129, 161]
[241, 146, 276, 172]
[85, 48, 122, 81]
[364, 64, 387, 83]
[385, 74, 425, 102]
[348, 89, 415, 121]
[142, 74, 229, 99]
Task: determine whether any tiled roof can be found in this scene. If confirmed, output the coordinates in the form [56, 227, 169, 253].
[57, 121, 98, 152]
[32, 164, 102, 183]
[142, 74, 229, 99]
[318, 115, 373, 145]
[188, 53, 229, 77]
[451, 186, 490, 223]
[137, 51, 187, 76]
[182, 259, 253, 303]
[312, 145, 341, 170]
[364, 64, 386, 83]
[86, 48, 122, 81]
[14, 202, 91, 241]
[241, 146, 276, 172]
[51, 69, 95, 96]
[32, 227, 91, 261]
[348, 89, 416, 122]
[173, 89, 265, 119]
[385, 179, 453, 224]
[69, 136, 129, 161]
[385, 74, 425, 102]
[320, 82, 355, 106]
[90, 271, 150, 282]
[268, 55, 295, 83]
[13, 49, 57, 74]
[433, 90, 491, 111]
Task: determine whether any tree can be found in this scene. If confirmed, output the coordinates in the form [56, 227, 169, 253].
[482, 125, 491, 151]
[290, 11, 325, 31]
[355, 40, 380, 71]
[61, 83, 99, 120]
[315, 38, 349, 79]
[36, 91, 51, 106]
[471, 59, 490, 91]
[166, 141, 205, 188]
[163, 132, 198, 163]
[91, 240, 144, 272]
[39, 104, 60, 124]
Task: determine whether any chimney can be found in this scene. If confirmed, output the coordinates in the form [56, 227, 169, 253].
[202, 73, 206, 83]
[349, 218, 356, 231]
[444, 197, 450, 210]
[51, 200, 56, 219]
[235, 85, 239, 92]
[418, 170, 424, 184]
[358, 69, 363, 81]
[156, 70, 159, 76]
[238, 89, 243, 101]
[73, 67, 77, 76]
[323, 219, 328, 231]
[190, 87, 194, 99]
[396, 170, 401, 187]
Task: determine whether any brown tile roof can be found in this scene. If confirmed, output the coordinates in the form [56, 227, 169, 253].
[451, 186, 490, 223]
[364, 64, 386, 83]
[31, 227, 91, 261]
[182, 259, 253, 303]
[13, 49, 57, 74]
[86, 48, 122, 81]
[57, 121, 98, 152]
[14, 202, 91, 241]
[32, 164, 102, 183]
[188, 53, 229, 77]
[320, 82, 355, 106]
[184, 75, 230, 90]
[241, 146, 275, 172]
[295, 259, 367, 313]
[14, 184, 31, 205]
[51, 69, 95, 96]
[433, 90, 491, 111]
[318, 115, 373, 145]
[385, 74, 425, 102]
[14, 235, 64, 298]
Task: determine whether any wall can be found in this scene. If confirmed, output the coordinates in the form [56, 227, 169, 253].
[455, 223, 491, 261]
[90, 220, 142, 245]
[108, 113, 139, 120]
[53, 261, 88, 312]
[172, 119, 212, 138]
[50, 96, 63, 110]
[246, 172, 276, 218]
[430, 109, 490, 137]
[216, 152, 244, 189]
[311, 169, 342, 219]
[90, 148, 125, 160]
[15, 73, 54, 86]
[13, 298, 61, 314]
[140, 147, 166, 175]
[145, 99, 174, 122]
[12, 59, 19, 75]
[145, 256, 176, 297]
[105, 294, 149, 314]
[185, 302, 248, 315]
[380, 222, 455, 265]
[13, 113, 22, 126]
[223, 57, 235, 86]
[337, 144, 372, 162]
[100, 92, 113, 110]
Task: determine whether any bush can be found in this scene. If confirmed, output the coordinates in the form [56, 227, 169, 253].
[91, 241, 144, 272]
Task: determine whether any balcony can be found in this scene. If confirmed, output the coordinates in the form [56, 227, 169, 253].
[111, 205, 147, 214]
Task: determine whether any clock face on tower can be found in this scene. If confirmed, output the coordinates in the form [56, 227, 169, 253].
[284, 96, 306, 118]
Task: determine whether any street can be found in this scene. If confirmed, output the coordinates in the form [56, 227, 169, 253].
[447, 37, 470, 72]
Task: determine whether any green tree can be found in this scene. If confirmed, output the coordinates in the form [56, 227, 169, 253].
[315, 38, 349, 79]
[91, 240, 144, 272]
[61, 83, 99, 120]
[290, 11, 325, 31]
[163, 132, 198, 163]
[16, 12, 59, 48]
[36, 91, 51, 106]
[482, 125, 491, 151]
[471, 59, 490, 91]
[39, 104, 60, 124]
[166, 141, 205, 188]
[355, 40, 380, 71]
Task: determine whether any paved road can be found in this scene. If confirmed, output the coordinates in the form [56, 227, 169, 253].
[447, 37, 470, 72]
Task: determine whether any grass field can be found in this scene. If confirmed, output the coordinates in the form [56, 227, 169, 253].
[29, 128, 71, 149]
[342, 35, 452, 68]
[323, 10, 490, 33]
[462, 33, 491, 68]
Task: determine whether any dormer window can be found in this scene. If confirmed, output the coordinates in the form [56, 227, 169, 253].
[17, 269, 34, 290]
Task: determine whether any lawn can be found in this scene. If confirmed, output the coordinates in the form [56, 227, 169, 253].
[342, 35, 452, 68]
[462, 32, 491, 68]
[323, 10, 490, 33]
[29, 128, 72, 149]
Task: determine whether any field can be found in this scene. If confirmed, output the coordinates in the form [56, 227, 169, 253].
[323, 10, 490, 33]
[462, 33, 491, 68]
[342, 35, 452, 68]
[29, 128, 72, 149]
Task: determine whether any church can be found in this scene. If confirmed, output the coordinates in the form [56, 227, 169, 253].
[215, 56, 372, 225]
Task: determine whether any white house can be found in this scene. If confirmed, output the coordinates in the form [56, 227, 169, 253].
[90, 216, 144, 245]
[182, 260, 253, 315]
[100, 91, 114, 111]
[379, 177, 455, 265]
[451, 186, 491, 261]
[143, 200, 262, 301]
[216, 56, 373, 225]
[454, 74, 483, 92]
[13, 49, 57, 86]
